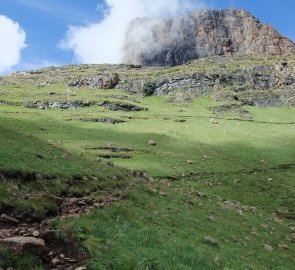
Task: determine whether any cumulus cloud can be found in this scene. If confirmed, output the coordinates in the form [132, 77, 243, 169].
[61, 0, 207, 64]
[0, 15, 26, 73]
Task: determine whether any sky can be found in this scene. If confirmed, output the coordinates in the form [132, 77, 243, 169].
[0, 0, 294, 74]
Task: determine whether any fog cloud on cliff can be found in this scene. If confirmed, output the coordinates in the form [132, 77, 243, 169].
[0, 15, 26, 73]
[61, 0, 207, 64]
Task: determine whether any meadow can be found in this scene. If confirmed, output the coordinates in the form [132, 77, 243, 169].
[0, 59, 295, 269]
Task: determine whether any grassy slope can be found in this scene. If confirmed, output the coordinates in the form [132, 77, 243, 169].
[54, 96, 294, 270]
[0, 101, 132, 219]
[0, 58, 295, 269]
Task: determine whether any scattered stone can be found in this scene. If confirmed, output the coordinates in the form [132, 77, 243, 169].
[51, 257, 62, 267]
[223, 201, 241, 211]
[278, 244, 289, 250]
[75, 267, 87, 270]
[186, 160, 195, 164]
[142, 171, 150, 180]
[32, 230, 40, 237]
[260, 224, 269, 229]
[196, 192, 207, 198]
[106, 161, 115, 167]
[98, 154, 131, 159]
[174, 119, 186, 123]
[202, 180, 214, 187]
[289, 224, 295, 233]
[210, 119, 219, 125]
[237, 210, 244, 216]
[204, 236, 219, 247]
[208, 215, 216, 222]
[0, 237, 45, 255]
[148, 140, 157, 146]
[263, 244, 273, 252]
[79, 117, 126, 124]
[275, 64, 283, 72]
[78, 200, 87, 206]
[0, 214, 20, 225]
[98, 100, 147, 112]
[68, 73, 119, 89]
[273, 216, 283, 224]
[23, 101, 36, 108]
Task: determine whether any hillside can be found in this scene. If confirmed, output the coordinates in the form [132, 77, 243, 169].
[123, 9, 295, 66]
[0, 55, 295, 269]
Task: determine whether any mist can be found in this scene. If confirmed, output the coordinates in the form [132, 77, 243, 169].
[0, 15, 26, 73]
[61, 0, 207, 64]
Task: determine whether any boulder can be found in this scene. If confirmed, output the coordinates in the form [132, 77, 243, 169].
[68, 73, 119, 89]
[0, 237, 45, 255]
[0, 214, 20, 225]
[148, 140, 157, 146]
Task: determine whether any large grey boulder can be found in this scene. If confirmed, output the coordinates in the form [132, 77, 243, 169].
[0, 237, 45, 255]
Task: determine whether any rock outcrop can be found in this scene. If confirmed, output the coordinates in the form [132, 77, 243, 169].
[123, 9, 295, 66]
[68, 73, 119, 89]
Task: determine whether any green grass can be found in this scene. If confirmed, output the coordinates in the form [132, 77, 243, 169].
[0, 58, 295, 269]
[0, 104, 132, 219]
[0, 247, 43, 270]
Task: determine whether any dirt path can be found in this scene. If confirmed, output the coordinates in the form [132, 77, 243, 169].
[0, 188, 130, 270]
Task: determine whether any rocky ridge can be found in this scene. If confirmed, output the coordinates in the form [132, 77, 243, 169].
[123, 9, 295, 66]
[1, 55, 295, 111]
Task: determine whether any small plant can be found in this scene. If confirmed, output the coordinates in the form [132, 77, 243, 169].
[0, 247, 16, 269]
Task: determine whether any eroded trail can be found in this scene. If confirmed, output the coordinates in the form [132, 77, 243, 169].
[0, 188, 130, 270]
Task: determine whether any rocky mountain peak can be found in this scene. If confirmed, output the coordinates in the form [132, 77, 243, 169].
[123, 9, 295, 66]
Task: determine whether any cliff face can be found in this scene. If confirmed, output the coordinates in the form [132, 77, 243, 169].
[123, 9, 295, 66]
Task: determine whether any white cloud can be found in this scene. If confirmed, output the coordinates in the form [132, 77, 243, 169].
[0, 15, 26, 73]
[61, 0, 207, 64]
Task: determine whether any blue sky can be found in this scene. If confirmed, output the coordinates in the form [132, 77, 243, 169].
[0, 0, 294, 73]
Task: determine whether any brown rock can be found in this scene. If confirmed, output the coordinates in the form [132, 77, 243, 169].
[0, 214, 20, 224]
[75, 267, 87, 270]
[51, 257, 62, 267]
[0, 237, 45, 255]
[223, 201, 241, 211]
[148, 140, 157, 146]
[32, 230, 40, 237]
[263, 244, 273, 252]
[196, 192, 207, 198]
[278, 244, 289, 250]
[68, 73, 119, 89]
[101, 73, 120, 89]
[208, 215, 216, 222]
[204, 236, 219, 247]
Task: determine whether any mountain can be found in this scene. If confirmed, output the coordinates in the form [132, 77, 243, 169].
[123, 9, 295, 66]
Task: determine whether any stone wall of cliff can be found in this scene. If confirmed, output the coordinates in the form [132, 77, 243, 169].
[123, 9, 295, 66]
